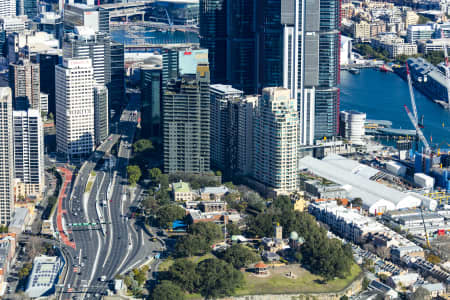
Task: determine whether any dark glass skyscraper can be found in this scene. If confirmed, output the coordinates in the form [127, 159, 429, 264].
[200, 0, 340, 144]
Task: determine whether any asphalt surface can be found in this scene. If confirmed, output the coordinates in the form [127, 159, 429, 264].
[56, 94, 162, 299]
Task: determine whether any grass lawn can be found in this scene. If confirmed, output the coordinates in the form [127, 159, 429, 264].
[158, 253, 216, 272]
[234, 263, 361, 296]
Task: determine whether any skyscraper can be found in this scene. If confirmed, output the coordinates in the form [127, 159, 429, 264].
[16, 0, 37, 18]
[200, 0, 340, 144]
[253, 87, 298, 194]
[141, 63, 162, 138]
[94, 85, 108, 145]
[281, 0, 340, 145]
[0, 0, 16, 17]
[37, 52, 60, 117]
[237, 95, 258, 175]
[13, 109, 44, 198]
[209, 84, 243, 175]
[55, 57, 95, 156]
[110, 41, 125, 110]
[0, 88, 14, 225]
[9, 59, 40, 111]
[163, 64, 210, 173]
[63, 27, 111, 87]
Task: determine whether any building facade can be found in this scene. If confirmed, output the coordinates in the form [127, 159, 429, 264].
[0, 88, 14, 225]
[339, 110, 366, 145]
[140, 63, 162, 138]
[0, 0, 16, 17]
[210, 84, 243, 174]
[110, 41, 124, 110]
[163, 64, 210, 173]
[93, 85, 108, 145]
[37, 52, 60, 117]
[8, 59, 40, 111]
[55, 58, 95, 156]
[253, 87, 298, 194]
[13, 109, 44, 198]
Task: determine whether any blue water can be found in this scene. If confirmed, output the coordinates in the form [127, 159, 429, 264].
[111, 28, 199, 45]
[339, 68, 450, 146]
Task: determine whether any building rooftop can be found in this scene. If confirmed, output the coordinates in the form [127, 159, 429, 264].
[26, 256, 63, 298]
[9, 207, 28, 229]
[300, 155, 421, 214]
[200, 186, 229, 195]
[173, 181, 191, 193]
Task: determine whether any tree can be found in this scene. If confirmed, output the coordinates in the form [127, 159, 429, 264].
[133, 139, 154, 153]
[426, 253, 441, 264]
[174, 235, 209, 257]
[188, 222, 223, 243]
[127, 165, 141, 186]
[158, 174, 169, 189]
[142, 195, 159, 213]
[167, 258, 199, 292]
[48, 112, 54, 120]
[196, 258, 244, 299]
[272, 195, 293, 212]
[215, 170, 222, 176]
[226, 223, 241, 236]
[151, 281, 186, 300]
[149, 168, 162, 182]
[218, 244, 259, 269]
[156, 204, 185, 228]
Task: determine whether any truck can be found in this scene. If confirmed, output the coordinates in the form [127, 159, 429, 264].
[100, 276, 107, 282]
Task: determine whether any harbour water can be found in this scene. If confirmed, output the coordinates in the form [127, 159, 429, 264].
[111, 27, 199, 45]
[339, 68, 450, 146]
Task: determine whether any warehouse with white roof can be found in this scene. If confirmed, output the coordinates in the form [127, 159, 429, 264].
[299, 155, 422, 214]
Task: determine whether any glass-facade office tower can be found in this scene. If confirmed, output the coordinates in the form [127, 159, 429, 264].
[141, 64, 162, 138]
[110, 42, 125, 110]
[281, 0, 340, 145]
[16, 0, 37, 19]
[37, 52, 60, 117]
[94, 85, 108, 145]
[163, 64, 210, 173]
[0, 88, 13, 225]
[200, 0, 340, 144]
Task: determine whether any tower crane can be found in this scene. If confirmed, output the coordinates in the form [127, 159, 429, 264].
[404, 105, 431, 154]
[420, 206, 432, 249]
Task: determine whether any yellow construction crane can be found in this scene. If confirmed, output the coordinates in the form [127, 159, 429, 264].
[424, 192, 450, 205]
[420, 207, 431, 249]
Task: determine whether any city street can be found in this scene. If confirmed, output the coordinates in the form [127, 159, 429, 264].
[55, 94, 163, 299]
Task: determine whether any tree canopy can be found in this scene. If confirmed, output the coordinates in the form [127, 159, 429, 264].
[174, 234, 209, 257]
[127, 165, 141, 186]
[166, 258, 199, 293]
[218, 244, 259, 269]
[195, 258, 244, 299]
[188, 222, 223, 243]
[151, 281, 186, 300]
[155, 204, 185, 228]
[133, 139, 154, 153]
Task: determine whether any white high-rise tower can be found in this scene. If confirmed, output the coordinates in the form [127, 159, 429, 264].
[55, 57, 95, 157]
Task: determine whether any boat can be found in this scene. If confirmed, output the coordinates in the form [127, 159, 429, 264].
[349, 68, 360, 75]
[379, 64, 393, 72]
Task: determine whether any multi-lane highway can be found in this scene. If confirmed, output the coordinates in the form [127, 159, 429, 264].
[56, 94, 163, 299]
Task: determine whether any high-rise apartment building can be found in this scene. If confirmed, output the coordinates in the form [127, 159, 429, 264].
[63, 4, 110, 34]
[237, 95, 258, 176]
[0, 0, 16, 17]
[0, 88, 14, 225]
[55, 57, 95, 156]
[16, 0, 37, 18]
[9, 59, 40, 111]
[253, 87, 298, 194]
[163, 64, 210, 173]
[13, 109, 44, 198]
[94, 85, 108, 145]
[210, 84, 243, 174]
